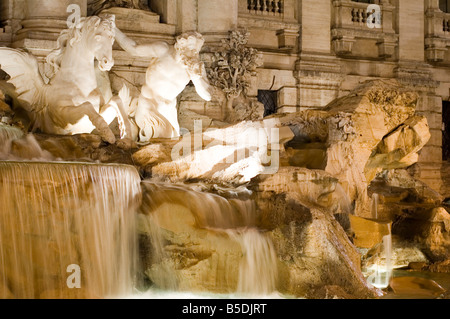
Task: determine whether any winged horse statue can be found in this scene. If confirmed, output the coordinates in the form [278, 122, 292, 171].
[0, 14, 132, 146]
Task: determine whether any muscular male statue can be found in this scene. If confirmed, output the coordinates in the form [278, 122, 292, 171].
[114, 28, 212, 142]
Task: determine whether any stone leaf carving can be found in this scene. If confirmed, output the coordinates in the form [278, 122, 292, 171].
[208, 29, 262, 122]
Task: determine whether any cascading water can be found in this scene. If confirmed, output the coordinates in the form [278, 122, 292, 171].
[372, 193, 379, 219]
[0, 123, 23, 149]
[0, 124, 55, 161]
[366, 193, 393, 290]
[137, 182, 279, 297]
[228, 229, 278, 295]
[0, 162, 141, 298]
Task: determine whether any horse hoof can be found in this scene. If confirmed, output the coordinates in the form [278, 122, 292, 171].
[116, 138, 137, 150]
[101, 130, 116, 144]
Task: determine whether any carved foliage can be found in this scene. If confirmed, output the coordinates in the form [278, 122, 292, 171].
[208, 30, 261, 101]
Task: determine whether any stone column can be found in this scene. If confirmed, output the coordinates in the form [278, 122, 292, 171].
[197, 0, 238, 45]
[150, 0, 177, 25]
[397, 0, 425, 62]
[295, 0, 342, 110]
[394, 0, 443, 191]
[175, 0, 197, 34]
[300, 0, 331, 54]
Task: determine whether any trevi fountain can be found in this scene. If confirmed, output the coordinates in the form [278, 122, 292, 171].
[0, 0, 449, 303]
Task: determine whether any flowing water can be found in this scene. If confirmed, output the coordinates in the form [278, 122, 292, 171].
[0, 124, 55, 161]
[366, 193, 393, 290]
[137, 182, 279, 297]
[0, 162, 141, 298]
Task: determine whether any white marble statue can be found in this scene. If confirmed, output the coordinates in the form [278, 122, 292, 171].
[114, 28, 212, 142]
[0, 15, 132, 145]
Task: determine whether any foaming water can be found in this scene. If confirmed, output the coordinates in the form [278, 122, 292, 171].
[0, 124, 55, 161]
[372, 193, 379, 219]
[138, 182, 279, 296]
[124, 289, 289, 299]
[0, 162, 141, 298]
[0, 123, 23, 149]
[367, 224, 392, 289]
[366, 195, 393, 290]
[228, 228, 278, 295]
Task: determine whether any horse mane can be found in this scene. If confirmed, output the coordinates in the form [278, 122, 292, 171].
[45, 15, 116, 79]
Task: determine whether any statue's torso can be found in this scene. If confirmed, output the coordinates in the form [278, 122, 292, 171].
[141, 55, 191, 102]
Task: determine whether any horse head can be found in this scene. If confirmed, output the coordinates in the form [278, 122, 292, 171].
[90, 14, 116, 71]
[45, 15, 116, 79]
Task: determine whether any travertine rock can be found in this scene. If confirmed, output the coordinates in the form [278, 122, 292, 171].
[151, 119, 295, 185]
[349, 215, 391, 249]
[261, 194, 381, 298]
[253, 167, 381, 298]
[137, 183, 246, 293]
[365, 116, 431, 181]
[368, 169, 442, 221]
[393, 207, 450, 263]
[324, 80, 419, 217]
[428, 259, 450, 273]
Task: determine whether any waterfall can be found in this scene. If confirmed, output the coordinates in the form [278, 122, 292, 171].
[367, 225, 392, 289]
[366, 194, 393, 289]
[0, 124, 23, 147]
[138, 182, 278, 296]
[0, 162, 141, 299]
[372, 193, 379, 219]
[229, 228, 278, 295]
[0, 124, 55, 161]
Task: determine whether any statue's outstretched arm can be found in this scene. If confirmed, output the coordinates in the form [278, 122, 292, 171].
[114, 27, 170, 58]
[192, 64, 212, 101]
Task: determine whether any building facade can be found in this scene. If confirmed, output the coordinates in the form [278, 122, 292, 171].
[0, 0, 449, 190]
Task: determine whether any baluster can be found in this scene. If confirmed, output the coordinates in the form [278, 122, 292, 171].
[256, 0, 261, 13]
[262, 0, 267, 14]
[271, 0, 276, 14]
[362, 10, 367, 24]
[266, 0, 271, 13]
[278, 0, 283, 15]
[248, 0, 252, 11]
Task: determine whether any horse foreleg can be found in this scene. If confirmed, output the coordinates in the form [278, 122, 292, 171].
[58, 102, 116, 144]
[101, 96, 136, 149]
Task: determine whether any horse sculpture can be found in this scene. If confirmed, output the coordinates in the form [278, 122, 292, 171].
[0, 14, 132, 145]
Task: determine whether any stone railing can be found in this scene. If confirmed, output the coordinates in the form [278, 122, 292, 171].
[424, 0, 450, 63]
[443, 15, 450, 33]
[332, 0, 397, 58]
[238, 0, 298, 51]
[245, 0, 284, 17]
[350, 5, 374, 27]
